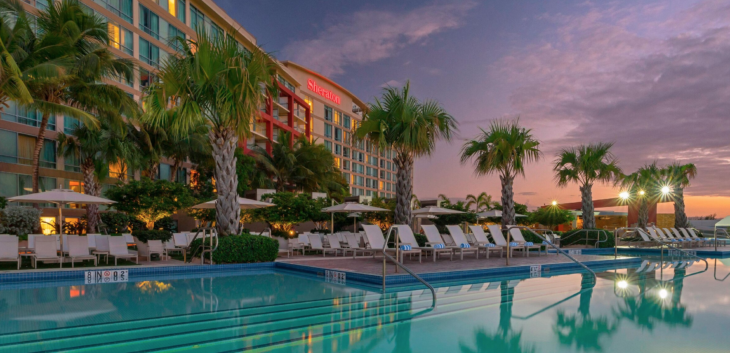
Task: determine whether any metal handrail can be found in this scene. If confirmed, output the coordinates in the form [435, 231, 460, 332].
[381, 226, 437, 308]
[715, 260, 730, 282]
[560, 229, 608, 248]
[506, 226, 597, 282]
[186, 225, 219, 264]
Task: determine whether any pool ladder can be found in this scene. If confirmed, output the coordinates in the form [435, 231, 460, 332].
[187, 227, 219, 264]
[382, 226, 437, 308]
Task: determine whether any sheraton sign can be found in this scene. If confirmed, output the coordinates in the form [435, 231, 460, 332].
[307, 78, 341, 105]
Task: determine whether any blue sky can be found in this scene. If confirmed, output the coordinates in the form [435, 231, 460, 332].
[215, 0, 730, 216]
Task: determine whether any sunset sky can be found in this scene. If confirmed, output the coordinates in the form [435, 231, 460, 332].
[216, 0, 730, 217]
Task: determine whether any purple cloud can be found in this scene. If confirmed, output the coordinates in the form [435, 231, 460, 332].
[283, 1, 475, 77]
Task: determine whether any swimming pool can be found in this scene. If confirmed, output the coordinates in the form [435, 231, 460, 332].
[0, 257, 728, 352]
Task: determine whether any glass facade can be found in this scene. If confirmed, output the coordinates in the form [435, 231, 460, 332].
[95, 0, 133, 23]
[139, 38, 160, 67]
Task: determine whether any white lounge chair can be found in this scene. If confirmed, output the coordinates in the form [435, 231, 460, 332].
[394, 225, 449, 262]
[92, 235, 111, 264]
[326, 234, 347, 256]
[486, 225, 516, 258]
[86, 234, 99, 250]
[341, 232, 374, 258]
[308, 234, 338, 257]
[421, 225, 455, 249]
[109, 236, 138, 265]
[469, 225, 505, 258]
[27, 234, 44, 250]
[135, 238, 166, 261]
[506, 226, 543, 257]
[277, 237, 292, 258]
[122, 233, 134, 245]
[0, 235, 20, 270]
[446, 225, 480, 260]
[681, 228, 708, 247]
[669, 228, 697, 247]
[67, 235, 97, 268]
[652, 228, 679, 246]
[32, 236, 62, 268]
[362, 225, 421, 263]
[164, 240, 185, 258]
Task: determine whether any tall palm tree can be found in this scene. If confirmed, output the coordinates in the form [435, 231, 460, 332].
[553, 143, 622, 229]
[142, 29, 277, 235]
[57, 118, 136, 232]
[0, 0, 32, 109]
[460, 119, 540, 227]
[163, 123, 210, 182]
[1, 0, 138, 194]
[127, 121, 168, 178]
[620, 163, 662, 229]
[661, 163, 697, 228]
[356, 81, 456, 225]
[465, 192, 493, 212]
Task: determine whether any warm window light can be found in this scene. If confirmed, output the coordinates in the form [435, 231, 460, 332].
[617, 280, 628, 289]
[619, 191, 629, 200]
[661, 186, 671, 194]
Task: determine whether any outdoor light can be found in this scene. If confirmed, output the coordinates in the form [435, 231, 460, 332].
[658, 288, 668, 299]
[551, 200, 558, 206]
[619, 191, 629, 200]
[289, 230, 295, 236]
[617, 280, 628, 289]
[661, 186, 671, 194]
[639, 190, 646, 196]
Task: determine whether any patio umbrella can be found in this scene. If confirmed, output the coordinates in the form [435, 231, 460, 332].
[7, 189, 115, 237]
[191, 197, 274, 210]
[321, 202, 390, 234]
[477, 210, 527, 218]
[347, 212, 361, 231]
[411, 206, 465, 215]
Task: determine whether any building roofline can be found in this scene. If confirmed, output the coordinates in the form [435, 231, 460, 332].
[282, 61, 369, 112]
[197, 0, 257, 47]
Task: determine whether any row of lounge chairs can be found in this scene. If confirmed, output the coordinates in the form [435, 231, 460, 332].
[0, 234, 139, 269]
[634, 227, 709, 247]
[283, 224, 547, 262]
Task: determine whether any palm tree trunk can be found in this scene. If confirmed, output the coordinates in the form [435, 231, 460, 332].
[210, 128, 240, 235]
[31, 112, 51, 194]
[394, 152, 413, 225]
[580, 184, 595, 229]
[638, 198, 648, 229]
[500, 174, 515, 227]
[673, 188, 690, 228]
[82, 158, 98, 233]
[170, 160, 179, 182]
[147, 163, 159, 180]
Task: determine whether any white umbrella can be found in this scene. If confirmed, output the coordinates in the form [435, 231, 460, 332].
[411, 206, 465, 215]
[8, 189, 115, 236]
[321, 202, 390, 234]
[191, 197, 274, 210]
[477, 210, 527, 218]
[347, 212, 361, 231]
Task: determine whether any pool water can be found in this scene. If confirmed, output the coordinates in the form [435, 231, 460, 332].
[1, 258, 729, 352]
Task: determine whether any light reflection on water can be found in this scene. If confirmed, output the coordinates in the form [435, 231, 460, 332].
[0, 259, 728, 352]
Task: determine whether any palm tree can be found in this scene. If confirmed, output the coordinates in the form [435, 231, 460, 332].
[57, 118, 136, 232]
[465, 192, 492, 212]
[252, 132, 346, 194]
[661, 163, 697, 228]
[127, 121, 168, 178]
[356, 81, 456, 225]
[9, 0, 137, 194]
[460, 119, 540, 226]
[162, 123, 210, 182]
[553, 143, 622, 229]
[142, 29, 277, 235]
[0, 0, 32, 109]
[620, 163, 662, 228]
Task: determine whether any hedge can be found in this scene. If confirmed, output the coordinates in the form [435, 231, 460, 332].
[189, 234, 278, 263]
[559, 229, 615, 248]
[133, 230, 173, 243]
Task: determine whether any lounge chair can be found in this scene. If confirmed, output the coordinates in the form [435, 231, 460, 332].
[108, 236, 138, 265]
[67, 235, 97, 268]
[31, 236, 62, 268]
[326, 234, 346, 256]
[86, 234, 99, 250]
[506, 226, 543, 257]
[486, 225, 517, 258]
[394, 225, 450, 262]
[652, 228, 681, 247]
[135, 238, 166, 261]
[469, 225, 506, 258]
[164, 240, 185, 258]
[276, 237, 292, 258]
[122, 233, 135, 245]
[659, 228, 689, 247]
[445, 225, 480, 260]
[681, 228, 708, 247]
[308, 234, 338, 257]
[670, 228, 698, 247]
[0, 235, 20, 270]
[635, 229, 660, 247]
[421, 225, 452, 248]
[92, 235, 111, 264]
[341, 232, 374, 258]
[362, 225, 421, 263]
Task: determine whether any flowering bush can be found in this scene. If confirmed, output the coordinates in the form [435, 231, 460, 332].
[0, 207, 41, 236]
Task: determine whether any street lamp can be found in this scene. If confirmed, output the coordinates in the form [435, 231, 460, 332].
[639, 190, 645, 196]
[619, 191, 629, 200]
[661, 186, 671, 194]
[551, 200, 558, 206]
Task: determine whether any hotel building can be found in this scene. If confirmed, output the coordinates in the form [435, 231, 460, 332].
[0, 0, 394, 230]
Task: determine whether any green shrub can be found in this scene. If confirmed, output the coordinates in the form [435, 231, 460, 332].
[414, 233, 427, 247]
[133, 229, 172, 243]
[63, 217, 87, 235]
[0, 196, 6, 209]
[560, 229, 615, 248]
[100, 212, 132, 233]
[271, 229, 289, 238]
[153, 216, 177, 233]
[189, 234, 278, 263]
[0, 207, 41, 236]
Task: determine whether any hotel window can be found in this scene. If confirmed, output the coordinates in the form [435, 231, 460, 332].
[0, 132, 56, 169]
[64, 149, 81, 173]
[343, 115, 351, 129]
[139, 5, 160, 40]
[379, 181, 384, 190]
[324, 106, 333, 122]
[0, 172, 56, 207]
[324, 141, 332, 151]
[334, 127, 342, 142]
[386, 183, 391, 192]
[1, 101, 55, 130]
[139, 38, 160, 68]
[343, 160, 350, 171]
[157, 163, 171, 181]
[343, 147, 350, 158]
[380, 170, 385, 179]
[344, 131, 351, 144]
[95, 0, 133, 23]
[176, 167, 187, 184]
[63, 116, 80, 134]
[154, 0, 186, 22]
[108, 22, 133, 55]
[333, 157, 340, 168]
[191, 6, 223, 39]
[333, 111, 341, 125]
[109, 162, 132, 179]
[342, 172, 350, 183]
[278, 75, 295, 93]
[324, 123, 332, 138]
[167, 24, 185, 52]
[334, 144, 342, 155]
[304, 95, 313, 111]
